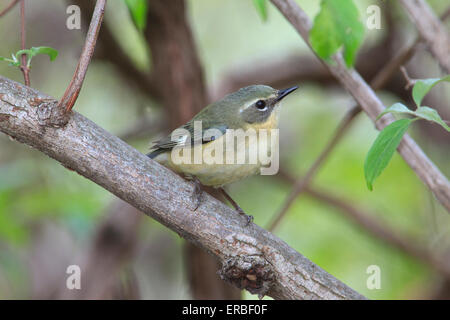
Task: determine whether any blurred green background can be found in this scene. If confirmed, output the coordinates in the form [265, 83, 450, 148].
[0, 0, 449, 299]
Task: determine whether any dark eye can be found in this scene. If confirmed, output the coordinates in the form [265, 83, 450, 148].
[255, 100, 266, 110]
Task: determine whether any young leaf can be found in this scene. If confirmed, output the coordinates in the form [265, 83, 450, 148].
[364, 119, 413, 191]
[29, 46, 58, 61]
[125, 0, 148, 31]
[415, 106, 450, 132]
[253, 0, 268, 21]
[376, 103, 415, 121]
[412, 75, 450, 107]
[310, 0, 365, 67]
[15, 47, 58, 68]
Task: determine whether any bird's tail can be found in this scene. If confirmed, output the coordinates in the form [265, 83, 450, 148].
[146, 149, 165, 159]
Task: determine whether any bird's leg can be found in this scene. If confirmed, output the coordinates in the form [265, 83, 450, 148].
[191, 177, 203, 211]
[219, 187, 253, 225]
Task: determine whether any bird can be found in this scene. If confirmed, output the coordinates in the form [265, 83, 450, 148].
[147, 84, 298, 224]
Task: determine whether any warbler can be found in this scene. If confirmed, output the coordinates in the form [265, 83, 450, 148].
[147, 84, 298, 223]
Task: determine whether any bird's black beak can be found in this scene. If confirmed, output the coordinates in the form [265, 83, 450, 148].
[276, 86, 298, 102]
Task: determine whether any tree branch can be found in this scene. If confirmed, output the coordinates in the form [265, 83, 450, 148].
[270, 0, 450, 212]
[58, 0, 106, 113]
[268, 30, 425, 231]
[399, 0, 450, 73]
[0, 0, 19, 18]
[0, 76, 365, 299]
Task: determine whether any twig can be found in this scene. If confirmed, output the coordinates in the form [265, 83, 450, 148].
[268, 105, 360, 231]
[276, 169, 450, 279]
[270, 0, 450, 212]
[19, 0, 29, 86]
[68, 0, 161, 102]
[58, 0, 106, 113]
[399, 0, 450, 73]
[400, 66, 416, 90]
[441, 6, 450, 21]
[268, 33, 424, 231]
[0, 0, 19, 18]
[0, 76, 365, 300]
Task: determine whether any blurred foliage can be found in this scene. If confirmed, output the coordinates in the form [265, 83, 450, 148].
[0, 0, 449, 300]
[310, 0, 365, 67]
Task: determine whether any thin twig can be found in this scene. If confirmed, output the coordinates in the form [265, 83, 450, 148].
[399, 0, 450, 73]
[0, 76, 365, 299]
[19, 0, 29, 86]
[400, 66, 416, 90]
[68, 0, 161, 102]
[268, 105, 360, 231]
[58, 0, 107, 113]
[0, 0, 19, 18]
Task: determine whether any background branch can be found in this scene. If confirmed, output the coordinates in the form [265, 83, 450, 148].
[19, 0, 29, 86]
[276, 170, 450, 280]
[399, 0, 450, 73]
[270, 0, 450, 212]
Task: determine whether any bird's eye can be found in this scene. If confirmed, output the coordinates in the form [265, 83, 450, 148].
[255, 100, 266, 110]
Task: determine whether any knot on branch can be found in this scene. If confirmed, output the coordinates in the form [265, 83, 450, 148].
[219, 256, 274, 298]
[33, 99, 70, 127]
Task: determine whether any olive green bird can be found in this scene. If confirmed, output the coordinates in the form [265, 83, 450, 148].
[147, 84, 298, 224]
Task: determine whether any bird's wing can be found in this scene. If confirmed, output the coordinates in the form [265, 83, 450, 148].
[147, 122, 228, 158]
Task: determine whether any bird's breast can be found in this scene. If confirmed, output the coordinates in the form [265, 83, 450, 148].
[155, 128, 278, 187]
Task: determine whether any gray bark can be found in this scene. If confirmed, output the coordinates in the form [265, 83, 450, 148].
[0, 76, 364, 300]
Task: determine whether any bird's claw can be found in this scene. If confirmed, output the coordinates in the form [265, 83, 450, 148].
[237, 208, 253, 226]
[191, 178, 203, 211]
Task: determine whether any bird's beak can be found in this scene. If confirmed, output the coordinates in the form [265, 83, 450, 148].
[276, 86, 298, 102]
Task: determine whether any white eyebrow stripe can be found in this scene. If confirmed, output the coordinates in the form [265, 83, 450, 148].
[239, 94, 277, 113]
[239, 98, 261, 113]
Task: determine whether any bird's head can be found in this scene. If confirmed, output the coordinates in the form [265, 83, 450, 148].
[212, 84, 298, 129]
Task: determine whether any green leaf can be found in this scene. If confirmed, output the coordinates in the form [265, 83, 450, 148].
[376, 103, 415, 121]
[29, 46, 58, 61]
[412, 75, 450, 107]
[377, 103, 450, 132]
[415, 106, 450, 132]
[310, 0, 365, 67]
[125, 0, 148, 31]
[253, 0, 268, 21]
[364, 119, 413, 191]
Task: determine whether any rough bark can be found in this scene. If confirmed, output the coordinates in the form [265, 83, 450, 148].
[0, 76, 365, 300]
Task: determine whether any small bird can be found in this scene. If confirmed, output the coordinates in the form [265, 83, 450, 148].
[148, 84, 298, 224]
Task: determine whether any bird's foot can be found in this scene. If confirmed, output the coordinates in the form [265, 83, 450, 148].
[219, 187, 253, 226]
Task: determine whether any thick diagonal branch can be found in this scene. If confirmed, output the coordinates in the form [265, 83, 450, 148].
[270, 0, 450, 212]
[0, 76, 365, 300]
